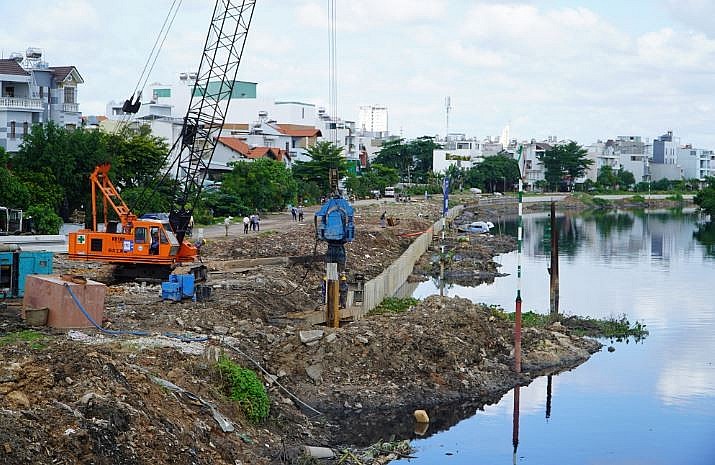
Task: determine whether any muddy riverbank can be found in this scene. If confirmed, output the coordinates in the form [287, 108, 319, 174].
[0, 199, 602, 464]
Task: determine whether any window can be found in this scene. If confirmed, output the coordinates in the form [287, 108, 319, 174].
[4, 86, 14, 97]
[135, 227, 147, 244]
[90, 238, 103, 252]
[64, 87, 75, 104]
[39, 87, 44, 98]
[9, 122, 15, 139]
[23, 122, 28, 136]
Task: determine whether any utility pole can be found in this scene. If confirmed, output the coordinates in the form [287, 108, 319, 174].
[440, 176, 450, 298]
[445, 96, 451, 139]
[514, 145, 525, 374]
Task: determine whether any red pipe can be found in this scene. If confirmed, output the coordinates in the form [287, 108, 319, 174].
[514, 295, 522, 373]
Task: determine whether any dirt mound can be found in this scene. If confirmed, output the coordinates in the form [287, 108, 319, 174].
[1, 199, 603, 464]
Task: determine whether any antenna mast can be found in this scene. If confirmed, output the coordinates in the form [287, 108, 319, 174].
[445, 96, 452, 139]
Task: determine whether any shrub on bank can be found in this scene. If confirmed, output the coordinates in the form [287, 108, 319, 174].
[216, 355, 270, 423]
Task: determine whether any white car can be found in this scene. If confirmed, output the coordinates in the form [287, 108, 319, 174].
[460, 221, 494, 234]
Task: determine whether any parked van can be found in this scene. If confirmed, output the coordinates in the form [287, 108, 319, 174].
[384, 187, 396, 198]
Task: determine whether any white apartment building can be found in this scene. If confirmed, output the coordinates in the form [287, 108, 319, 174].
[519, 141, 550, 188]
[678, 145, 713, 181]
[105, 74, 359, 171]
[358, 104, 388, 135]
[432, 134, 484, 173]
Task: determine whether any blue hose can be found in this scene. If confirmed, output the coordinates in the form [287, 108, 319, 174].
[64, 283, 208, 342]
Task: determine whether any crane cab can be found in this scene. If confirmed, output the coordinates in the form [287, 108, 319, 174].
[68, 219, 196, 266]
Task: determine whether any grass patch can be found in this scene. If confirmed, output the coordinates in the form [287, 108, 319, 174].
[562, 314, 649, 341]
[591, 197, 613, 208]
[491, 309, 648, 341]
[630, 194, 646, 203]
[370, 297, 419, 315]
[0, 330, 47, 349]
[216, 355, 270, 423]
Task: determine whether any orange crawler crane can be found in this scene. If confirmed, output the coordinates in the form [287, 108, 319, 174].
[68, 164, 198, 279]
[68, 0, 256, 280]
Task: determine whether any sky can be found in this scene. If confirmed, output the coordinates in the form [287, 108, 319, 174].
[3, 0, 715, 147]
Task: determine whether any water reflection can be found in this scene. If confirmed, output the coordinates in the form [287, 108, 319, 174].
[406, 208, 715, 463]
[693, 220, 715, 258]
[512, 385, 520, 464]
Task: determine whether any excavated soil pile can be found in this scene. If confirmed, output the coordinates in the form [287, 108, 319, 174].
[0, 295, 600, 464]
[0, 199, 605, 464]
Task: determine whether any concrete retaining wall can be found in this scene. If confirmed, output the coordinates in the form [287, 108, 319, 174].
[352, 205, 464, 319]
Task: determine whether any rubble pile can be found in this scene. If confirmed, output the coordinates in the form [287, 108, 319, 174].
[0, 199, 604, 464]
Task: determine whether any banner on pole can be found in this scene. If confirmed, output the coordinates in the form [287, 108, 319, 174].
[442, 177, 450, 215]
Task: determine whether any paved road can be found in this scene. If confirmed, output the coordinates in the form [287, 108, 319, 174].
[198, 198, 389, 239]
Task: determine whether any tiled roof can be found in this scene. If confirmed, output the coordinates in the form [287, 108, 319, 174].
[49, 66, 84, 83]
[276, 124, 321, 137]
[0, 59, 30, 76]
[222, 123, 249, 131]
[218, 137, 251, 156]
[218, 137, 291, 162]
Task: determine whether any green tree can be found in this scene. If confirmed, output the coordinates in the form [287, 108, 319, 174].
[373, 136, 439, 183]
[0, 148, 31, 208]
[292, 141, 348, 196]
[465, 154, 521, 193]
[597, 165, 618, 189]
[12, 122, 170, 221]
[538, 142, 593, 191]
[25, 204, 63, 234]
[444, 164, 466, 191]
[617, 168, 636, 189]
[344, 163, 399, 198]
[223, 158, 297, 212]
[694, 177, 715, 215]
[105, 129, 169, 189]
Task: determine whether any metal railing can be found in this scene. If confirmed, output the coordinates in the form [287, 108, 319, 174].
[0, 97, 44, 111]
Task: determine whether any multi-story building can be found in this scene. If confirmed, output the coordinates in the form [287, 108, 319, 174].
[650, 131, 684, 181]
[615, 135, 650, 183]
[678, 145, 713, 181]
[106, 74, 360, 171]
[0, 49, 83, 152]
[585, 140, 618, 181]
[432, 134, 484, 173]
[357, 104, 388, 136]
[519, 141, 551, 188]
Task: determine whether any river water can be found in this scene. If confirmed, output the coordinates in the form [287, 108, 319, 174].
[397, 208, 715, 464]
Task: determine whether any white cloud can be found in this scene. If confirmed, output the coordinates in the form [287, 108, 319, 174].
[296, 0, 447, 31]
[4, 1, 715, 146]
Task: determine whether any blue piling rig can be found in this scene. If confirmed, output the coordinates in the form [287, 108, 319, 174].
[314, 196, 355, 271]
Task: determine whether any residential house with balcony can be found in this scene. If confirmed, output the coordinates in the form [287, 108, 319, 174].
[585, 140, 618, 181]
[0, 51, 83, 152]
[615, 135, 650, 183]
[519, 141, 551, 189]
[678, 145, 713, 181]
[432, 134, 485, 173]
